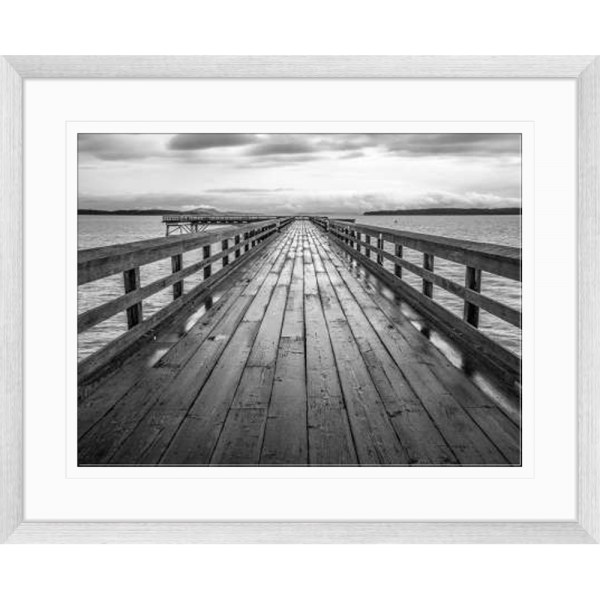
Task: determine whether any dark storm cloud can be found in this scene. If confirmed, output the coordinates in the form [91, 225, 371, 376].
[242, 133, 521, 161]
[383, 133, 521, 157]
[168, 133, 258, 151]
[246, 137, 315, 156]
[244, 134, 373, 158]
[79, 133, 521, 167]
[78, 134, 161, 161]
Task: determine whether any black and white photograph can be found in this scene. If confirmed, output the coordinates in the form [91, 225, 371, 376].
[77, 132, 522, 466]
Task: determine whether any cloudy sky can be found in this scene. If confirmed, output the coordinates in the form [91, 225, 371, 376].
[78, 133, 521, 214]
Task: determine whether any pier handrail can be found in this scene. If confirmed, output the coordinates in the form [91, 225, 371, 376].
[312, 217, 521, 384]
[78, 217, 292, 383]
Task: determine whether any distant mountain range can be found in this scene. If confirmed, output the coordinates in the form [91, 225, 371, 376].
[78, 207, 256, 216]
[363, 207, 521, 216]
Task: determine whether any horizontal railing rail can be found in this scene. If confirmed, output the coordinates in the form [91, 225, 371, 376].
[78, 217, 292, 383]
[312, 217, 522, 385]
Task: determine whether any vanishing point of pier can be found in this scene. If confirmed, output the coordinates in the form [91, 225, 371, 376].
[77, 215, 521, 466]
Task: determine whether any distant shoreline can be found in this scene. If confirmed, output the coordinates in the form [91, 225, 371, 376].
[363, 208, 521, 216]
[78, 209, 255, 216]
[79, 209, 183, 216]
[78, 207, 522, 217]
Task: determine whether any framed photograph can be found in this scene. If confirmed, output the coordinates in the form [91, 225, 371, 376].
[1, 56, 598, 543]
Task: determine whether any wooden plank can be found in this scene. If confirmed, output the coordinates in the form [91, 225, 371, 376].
[280, 258, 304, 339]
[261, 228, 308, 464]
[303, 230, 357, 465]
[261, 337, 308, 465]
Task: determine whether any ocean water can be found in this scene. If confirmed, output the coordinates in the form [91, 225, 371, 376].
[77, 215, 521, 361]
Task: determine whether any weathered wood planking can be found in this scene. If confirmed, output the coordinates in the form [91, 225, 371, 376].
[101, 234, 297, 465]
[79, 221, 521, 466]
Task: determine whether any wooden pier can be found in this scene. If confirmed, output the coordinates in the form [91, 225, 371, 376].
[78, 217, 521, 466]
[162, 214, 356, 235]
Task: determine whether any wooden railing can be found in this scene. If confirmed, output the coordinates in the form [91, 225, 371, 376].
[78, 218, 291, 383]
[312, 217, 521, 385]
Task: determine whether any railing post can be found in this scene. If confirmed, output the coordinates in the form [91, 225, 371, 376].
[394, 245, 403, 278]
[377, 235, 384, 265]
[356, 231, 361, 253]
[123, 267, 143, 329]
[244, 232, 249, 253]
[203, 244, 211, 280]
[422, 253, 434, 297]
[171, 254, 183, 299]
[349, 229, 355, 249]
[365, 234, 371, 258]
[251, 229, 256, 248]
[464, 266, 482, 327]
[222, 239, 229, 267]
[234, 234, 241, 258]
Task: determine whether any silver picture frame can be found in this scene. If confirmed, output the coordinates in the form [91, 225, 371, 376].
[1, 55, 598, 543]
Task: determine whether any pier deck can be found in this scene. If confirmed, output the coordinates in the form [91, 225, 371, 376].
[78, 220, 520, 466]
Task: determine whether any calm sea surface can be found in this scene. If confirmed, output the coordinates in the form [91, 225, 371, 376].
[78, 215, 521, 361]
